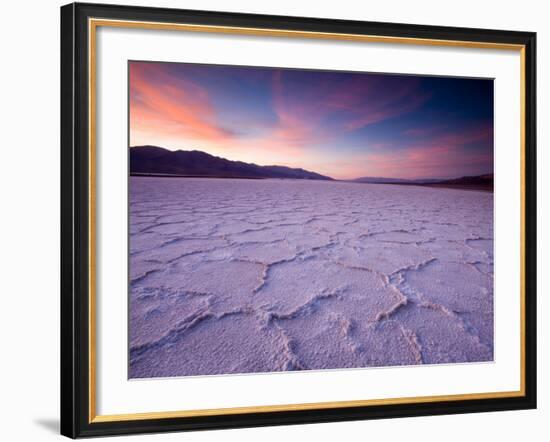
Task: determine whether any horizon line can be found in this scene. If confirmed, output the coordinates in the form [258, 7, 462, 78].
[129, 144, 493, 182]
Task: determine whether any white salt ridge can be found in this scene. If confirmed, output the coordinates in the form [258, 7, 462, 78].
[129, 177, 494, 378]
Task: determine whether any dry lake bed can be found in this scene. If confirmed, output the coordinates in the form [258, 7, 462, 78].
[129, 177, 494, 379]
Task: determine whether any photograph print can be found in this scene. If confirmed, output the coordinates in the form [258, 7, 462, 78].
[128, 61, 494, 379]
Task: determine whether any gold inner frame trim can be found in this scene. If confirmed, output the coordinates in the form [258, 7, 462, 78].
[88, 17, 527, 424]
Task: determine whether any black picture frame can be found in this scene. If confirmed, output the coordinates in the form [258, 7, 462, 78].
[61, 2, 536, 438]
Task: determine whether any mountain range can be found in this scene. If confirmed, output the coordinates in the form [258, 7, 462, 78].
[130, 146, 333, 180]
[353, 174, 493, 190]
[353, 176, 441, 184]
[130, 145, 493, 189]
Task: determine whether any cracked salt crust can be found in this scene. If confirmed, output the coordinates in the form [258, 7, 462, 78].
[128, 177, 494, 378]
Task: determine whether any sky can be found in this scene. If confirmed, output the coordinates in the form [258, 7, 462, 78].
[129, 61, 494, 180]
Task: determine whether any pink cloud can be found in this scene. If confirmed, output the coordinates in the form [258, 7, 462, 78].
[341, 82, 432, 130]
[130, 63, 234, 145]
[268, 71, 330, 149]
[362, 123, 493, 179]
[268, 72, 431, 149]
[403, 127, 441, 137]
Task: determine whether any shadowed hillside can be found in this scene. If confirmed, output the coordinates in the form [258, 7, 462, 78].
[130, 146, 333, 180]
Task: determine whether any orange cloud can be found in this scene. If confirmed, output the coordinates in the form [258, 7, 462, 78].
[130, 63, 234, 145]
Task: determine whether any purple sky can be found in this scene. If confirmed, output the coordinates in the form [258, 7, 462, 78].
[130, 61, 494, 180]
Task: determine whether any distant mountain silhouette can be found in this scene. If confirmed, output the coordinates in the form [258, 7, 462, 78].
[353, 173, 493, 190]
[353, 176, 427, 184]
[130, 146, 333, 180]
[436, 173, 493, 186]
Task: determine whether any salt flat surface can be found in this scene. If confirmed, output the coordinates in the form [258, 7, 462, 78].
[129, 177, 493, 378]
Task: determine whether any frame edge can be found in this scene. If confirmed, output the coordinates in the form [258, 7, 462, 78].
[61, 2, 537, 437]
[60, 2, 77, 439]
[523, 31, 537, 411]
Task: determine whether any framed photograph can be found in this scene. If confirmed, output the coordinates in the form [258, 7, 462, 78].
[60, 2, 536, 438]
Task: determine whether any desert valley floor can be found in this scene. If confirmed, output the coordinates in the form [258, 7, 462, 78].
[129, 177, 494, 378]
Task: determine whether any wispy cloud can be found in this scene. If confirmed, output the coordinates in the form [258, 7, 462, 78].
[267, 71, 430, 150]
[130, 63, 235, 145]
[362, 123, 493, 179]
[334, 77, 432, 131]
[129, 61, 493, 180]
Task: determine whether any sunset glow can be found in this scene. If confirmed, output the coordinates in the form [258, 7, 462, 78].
[129, 61, 493, 180]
